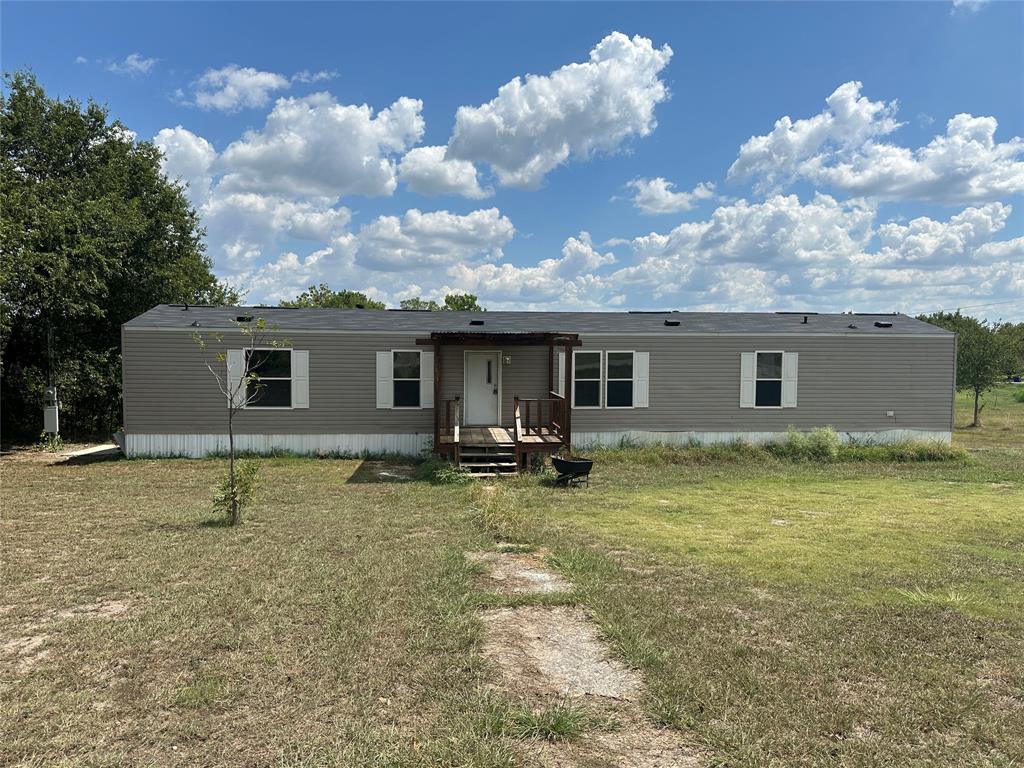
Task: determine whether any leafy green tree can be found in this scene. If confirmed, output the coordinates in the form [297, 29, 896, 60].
[280, 284, 385, 309]
[399, 293, 486, 311]
[399, 297, 441, 311]
[918, 311, 1010, 427]
[995, 321, 1023, 378]
[442, 293, 485, 312]
[1, 71, 231, 440]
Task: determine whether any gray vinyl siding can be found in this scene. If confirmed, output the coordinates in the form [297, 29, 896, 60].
[123, 328, 954, 436]
[571, 334, 954, 433]
[122, 329, 432, 434]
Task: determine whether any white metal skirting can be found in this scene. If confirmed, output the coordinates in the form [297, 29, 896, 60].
[125, 433, 432, 458]
[572, 429, 953, 448]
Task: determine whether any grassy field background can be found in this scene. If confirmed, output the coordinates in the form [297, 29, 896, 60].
[1, 385, 1022, 766]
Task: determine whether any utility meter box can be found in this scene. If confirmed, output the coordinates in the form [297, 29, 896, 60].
[43, 386, 59, 434]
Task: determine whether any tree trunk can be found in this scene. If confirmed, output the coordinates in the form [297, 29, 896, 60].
[228, 410, 239, 525]
[973, 388, 981, 428]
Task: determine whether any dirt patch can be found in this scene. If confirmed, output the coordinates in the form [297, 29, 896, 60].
[468, 551, 572, 595]
[472, 546, 701, 766]
[56, 599, 129, 620]
[2, 634, 50, 671]
[480, 606, 641, 700]
[530, 713, 702, 767]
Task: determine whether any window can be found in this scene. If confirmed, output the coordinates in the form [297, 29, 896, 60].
[245, 349, 292, 408]
[755, 351, 783, 407]
[573, 351, 601, 408]
[393, 350, 421, 408]
[606, 352, 634, 408]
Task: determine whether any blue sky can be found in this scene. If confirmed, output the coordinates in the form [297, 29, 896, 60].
[5, 1, 1023, 319]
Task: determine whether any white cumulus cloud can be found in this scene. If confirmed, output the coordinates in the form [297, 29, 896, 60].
[604, 195, 1022, 313]
[106, 53, 158, 77]
[228, 207, 515, 303]
[447, 32, 672, 189]
[193, 65, 291, 112]
[353, 208, 514, 271]
[801, 114, 1024, 203]
[446, 232, 616, 307]
[627, 178, 716, 214]
[398, 146, 492, 198]
[154, 126, 218, 205]
[728, 81, 901, 190]
[291, 69, 338, 84]
[218, 92, 424, 197]
[729, 81, 1024, 204]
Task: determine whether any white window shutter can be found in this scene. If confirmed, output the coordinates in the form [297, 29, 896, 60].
[420, 350, 434, 409]
[782, 352, 799, 408]
[739, 352, 755, 408]
[291, 350, 309, 408]
[556, 352, 566, 396]
[226, 350, 245, 408]
[376, 351, 393, 409]
[633, 352, 650, 408]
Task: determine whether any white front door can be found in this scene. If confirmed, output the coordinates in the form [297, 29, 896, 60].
[465, 351, 500, 425]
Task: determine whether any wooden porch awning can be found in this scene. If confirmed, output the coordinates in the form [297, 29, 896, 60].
[415, 331, 581, 347]
[421, 330, 580, 453]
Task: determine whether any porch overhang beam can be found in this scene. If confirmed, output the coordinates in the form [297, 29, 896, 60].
[416, 332, 581, 347]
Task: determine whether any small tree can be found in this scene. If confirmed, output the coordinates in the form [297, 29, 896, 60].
[193, 318, 288, 524]
[919, 311, 1008, 427]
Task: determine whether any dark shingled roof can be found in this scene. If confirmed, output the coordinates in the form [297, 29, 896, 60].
[124, 305, 952, 336]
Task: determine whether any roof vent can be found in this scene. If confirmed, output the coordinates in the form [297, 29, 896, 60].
[236, 315, 254, 322]
[191, 320, 201, 327]
[664, 319, 680, 327]
[848, 323, 857, 329]
[802, 315, 809, 324]
[874, 321, 893, 328]
[469, 319, 485, 326]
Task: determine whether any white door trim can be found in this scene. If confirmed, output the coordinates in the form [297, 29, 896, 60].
[463, 349, 502, 426]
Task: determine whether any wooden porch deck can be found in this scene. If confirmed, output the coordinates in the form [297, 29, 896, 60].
[439, 426, 563, 447]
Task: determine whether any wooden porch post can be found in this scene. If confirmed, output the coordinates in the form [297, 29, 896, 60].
[563, 340, 573, 452]
[433, 341, 442, 454]
[548, 343, 554, 394]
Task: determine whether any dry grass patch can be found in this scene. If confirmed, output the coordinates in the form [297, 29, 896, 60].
[0, 456, 522, 768]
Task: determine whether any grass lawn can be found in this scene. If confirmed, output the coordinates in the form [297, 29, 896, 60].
[954, 383, 1024, 450]
[2, 392, 1022, 767]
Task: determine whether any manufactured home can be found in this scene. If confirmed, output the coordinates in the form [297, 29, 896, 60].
[121, 306, 956, 471]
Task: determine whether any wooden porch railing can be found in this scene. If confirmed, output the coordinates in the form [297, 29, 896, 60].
[440, 397, 461, 463]
[514, 392, 567, 438]
[513, 391, 569, 467]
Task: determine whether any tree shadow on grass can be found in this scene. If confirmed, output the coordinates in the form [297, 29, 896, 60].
[345, 459, 420, 485]
[55, 448, 124, 467]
